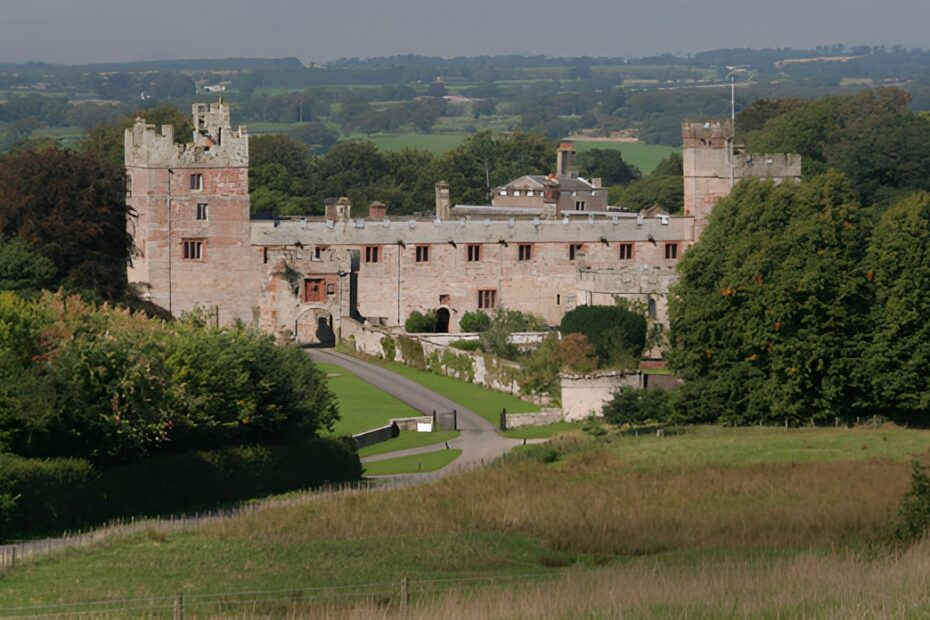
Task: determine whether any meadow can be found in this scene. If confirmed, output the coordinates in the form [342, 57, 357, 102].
[2, 425, 928, 617]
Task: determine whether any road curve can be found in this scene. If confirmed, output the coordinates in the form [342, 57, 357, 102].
[307, 348, 527, 471]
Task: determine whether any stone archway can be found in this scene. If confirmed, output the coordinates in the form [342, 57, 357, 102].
[435, 307, 450, 333]
[315, 314, 335, 346]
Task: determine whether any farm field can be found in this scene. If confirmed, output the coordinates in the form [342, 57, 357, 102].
[2, 425, 929, 617]
[318, 362, 419, 436]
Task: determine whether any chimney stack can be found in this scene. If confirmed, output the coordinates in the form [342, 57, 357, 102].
[435, 181, 451, 220]
[368, 201, 387, 220]
[556, 142, 576, 178]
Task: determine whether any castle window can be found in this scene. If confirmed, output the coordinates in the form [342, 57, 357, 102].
[196, 203, 208, 221]
[665, 243, 678, 260]
[416, 245, 430, 262]
[619, 243, 633, 260]
[189, 174, 204, 191]
[518, 244, 532, 261]
[365, 245, 380, 263]
[327, 283, 335, 295]
[575, 201, 586, 211]
[467, 244, 481, 262]
[181, 238, 204, 261]
[305, 279, 325, 303]
[648, 298, 658, 319]
[315, 245, 328, 260]
[478, 289, 497, 309]
[569, 244, 583, 260]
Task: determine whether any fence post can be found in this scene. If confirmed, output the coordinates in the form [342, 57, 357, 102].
[400, 575, 409, 611]
[499, 408, 507, 431]
[174, 592, 184, 620]
[453, 409, 458, 430]
[432, 410, 437, 429]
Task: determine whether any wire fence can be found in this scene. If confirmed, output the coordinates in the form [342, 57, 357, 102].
[0, 572, 561, 618]
[0, 458, 487, 575]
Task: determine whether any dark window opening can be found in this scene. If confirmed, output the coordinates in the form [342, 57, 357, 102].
[365, 245, 380, 263]
[467, 244, 481, 262]
[416, 245, 430, 262]
[665, 243, 678, 260]
[181, 239, 204, 261]
[619, 243, 633, 260]
[478, 289, 497, 309]
[518, 244, 532, 261]
[569, 244, 583, 260]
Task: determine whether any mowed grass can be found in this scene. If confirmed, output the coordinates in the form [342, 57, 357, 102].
[381, 360, 540, 425]
[317, 363, 419, 436]
[3, 425, 929, 616]
[363, 448, 462, 476]
[357, 429, 459, 458]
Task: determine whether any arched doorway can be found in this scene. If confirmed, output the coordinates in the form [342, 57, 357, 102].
[435, 307, 450, 333]
[315, 314, 335, 346]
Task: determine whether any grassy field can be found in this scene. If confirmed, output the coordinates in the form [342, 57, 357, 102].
[363, 448, 462, 476]
[3, 425, 928, 617]
[380, 360, 540, 425]
[30, 125, 84, 140]
[500, 421, 584, 440]
[357, 430, 460, 458]
[570, 140, 679, 174]
[345, 131, 470, 155]
[318, 363, 420, 436]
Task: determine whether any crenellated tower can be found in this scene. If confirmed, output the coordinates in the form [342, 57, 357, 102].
[126, 100, 257, 323]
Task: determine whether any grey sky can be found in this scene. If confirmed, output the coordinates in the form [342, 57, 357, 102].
[1, 0, 928, 65]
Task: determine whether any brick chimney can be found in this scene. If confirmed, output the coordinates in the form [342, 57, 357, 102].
[435, 181, 451, 219]
[369, 201, 387, 220]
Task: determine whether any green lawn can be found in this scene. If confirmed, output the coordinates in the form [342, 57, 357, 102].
[500, 421, 584, 440]
[358, 430, 460, 458]
[30, 125, 84, 139]
[363, 448, 461, 475]
[318, 363, 420, 436]
[379, 360, 540, 425]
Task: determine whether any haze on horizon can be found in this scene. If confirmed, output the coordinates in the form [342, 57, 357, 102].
[1, 0, 928, 65]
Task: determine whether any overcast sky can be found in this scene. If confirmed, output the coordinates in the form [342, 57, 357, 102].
[1, 0, 928, 65]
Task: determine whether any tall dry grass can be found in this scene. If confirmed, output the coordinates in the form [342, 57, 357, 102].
[75, 540, 930, 619]
[207, 443, 911, 555]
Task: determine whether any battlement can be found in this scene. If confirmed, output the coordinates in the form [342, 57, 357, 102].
[125, 100, 248, 169]
[734, 151, 802, 179]
[682, 119, 732, 149]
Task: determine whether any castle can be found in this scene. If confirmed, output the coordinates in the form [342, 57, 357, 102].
[125, 103, 800, 349]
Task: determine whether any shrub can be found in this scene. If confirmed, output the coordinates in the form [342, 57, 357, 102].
[602, 387, 673, 426]
[450, 339, 482, 352]
[560, 304, 646, 368]
[459, 311, 491, 333]
[896, 461, 930, 543]
[404, 310, 437, 333]
[380, 335, 396, 361]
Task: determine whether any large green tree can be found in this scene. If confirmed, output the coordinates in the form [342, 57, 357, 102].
[865, 192, 930, 423]
[668, 173, 873, 424]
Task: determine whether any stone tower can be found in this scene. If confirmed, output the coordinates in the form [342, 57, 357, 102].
[682, 120, 801, 236]
[125, 100, 257, 323]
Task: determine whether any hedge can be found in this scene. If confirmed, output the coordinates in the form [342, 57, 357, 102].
[0, 438, 361, 541]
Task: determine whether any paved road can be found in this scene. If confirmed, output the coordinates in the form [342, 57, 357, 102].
[308, 349, 529, 471]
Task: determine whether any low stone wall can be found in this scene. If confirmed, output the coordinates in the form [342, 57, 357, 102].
[561, 372, 644, 421]
[503, 408, 564, 429]
[352, 422, 399, 449]
[342, 319, 526, 396]
[392, 416, 434, 431]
